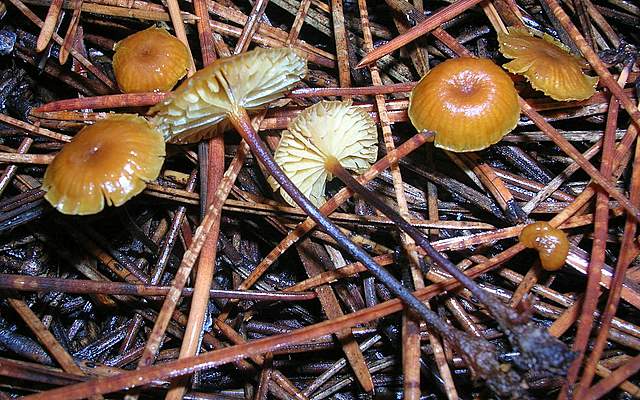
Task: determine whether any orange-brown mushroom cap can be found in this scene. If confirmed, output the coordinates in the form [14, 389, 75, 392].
[408, 57, 520, 152]
[519, 221, 569, 271]
[498, 27, 598, 101]
[113, 27, 190, 93]
[42, 115, 166, 215]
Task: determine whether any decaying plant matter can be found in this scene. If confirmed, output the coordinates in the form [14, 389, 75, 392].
[0, 0, 638, 398]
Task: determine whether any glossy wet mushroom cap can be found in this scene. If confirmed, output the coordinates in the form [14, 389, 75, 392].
[498, 27, 598, 101]
[113, 27, 190, 93]
[519, 221, 570, 271]
[408, 57, 520, 152]
[42, 115, 165, 215]
[268, 100, 378, 207]
[150, 47, 307, 144]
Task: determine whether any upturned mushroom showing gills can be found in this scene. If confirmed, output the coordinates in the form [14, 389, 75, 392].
[498, 27, 598, 101]
[268, 100, 378, 207]
[112, 26, 190, 93]
[150, 47, 307, 144]
[408, 57, 520, 152]
[42, 115, 165, 215]
[519, 221, 570, 271]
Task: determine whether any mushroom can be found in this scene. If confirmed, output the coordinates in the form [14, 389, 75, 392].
[42, 115, 165, 215]
[271, 100, 574, 389]
[150, 47, 307, 144]
[112, 26, 190, 93]
[264, 100, 533, 396]
[519, 221, 569, 271]
[408, 57, 520, 152]
[268, 100, 378, 207]
[498, 27, 598, 101]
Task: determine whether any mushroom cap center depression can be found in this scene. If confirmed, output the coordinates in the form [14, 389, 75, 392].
[444, 70, 495, 116]
[137, 45, 172, 73]
[70, 135, 126, 167]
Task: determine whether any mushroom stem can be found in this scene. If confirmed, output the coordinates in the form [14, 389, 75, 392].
[228, 110, 533, 397]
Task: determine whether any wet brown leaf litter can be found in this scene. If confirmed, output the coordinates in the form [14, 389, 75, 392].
[0, 0, 637, 398]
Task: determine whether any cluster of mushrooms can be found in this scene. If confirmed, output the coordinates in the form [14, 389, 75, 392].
[40, 24, 596, 396]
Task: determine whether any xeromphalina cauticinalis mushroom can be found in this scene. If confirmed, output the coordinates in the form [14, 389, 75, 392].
[112, 26, 191, 94]
[150, 47, 307, 144]
[498, 27, 598, 101]
[268, 100, 378, 207]
[408, 57, 521, 152]
[42, 115, 165, 215]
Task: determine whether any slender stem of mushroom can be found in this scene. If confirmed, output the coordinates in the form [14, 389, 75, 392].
[323, 156, 519, 323]
[227, 108, 465, 337]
